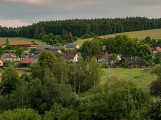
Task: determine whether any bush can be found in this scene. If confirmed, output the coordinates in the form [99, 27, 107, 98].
[43, 103, 79, 120]
[140, 101, 161, 120]
[0, 108, 42, 120]
[121, 61, 128, 68]
[150, 79, 161, 97]
[3, 61, 9, 67]
[81, 33, 92, 39]
[145, 62, 150, 67]
[16, 63, 22, 68]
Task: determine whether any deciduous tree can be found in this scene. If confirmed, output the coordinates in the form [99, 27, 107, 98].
[1, 66, 19, 95]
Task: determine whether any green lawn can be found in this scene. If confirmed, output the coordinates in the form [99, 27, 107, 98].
[0, 37, 46, 45]
[79, 67, 157, 97]
[73, 28, 161, 46]
[101, 68, 157, 91]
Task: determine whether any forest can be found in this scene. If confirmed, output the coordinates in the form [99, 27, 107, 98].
[0, 17, 161, 45]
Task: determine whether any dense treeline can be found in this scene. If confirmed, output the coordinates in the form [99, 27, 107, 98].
[1, 17, 161, 39]
[102, 35, 152, 58]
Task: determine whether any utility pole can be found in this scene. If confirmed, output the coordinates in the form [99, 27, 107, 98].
[108, 64, 110, 79]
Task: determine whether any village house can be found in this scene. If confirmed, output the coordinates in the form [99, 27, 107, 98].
[120, 56, 142, 67]
[21, 58, 37, 67]
[64, 44, 80, 50]
[37, 45, 53, 49]
[21, 55, 38, 61]
[1, 53, 20, 62]
[151, 45, 161, 54]
[98, 54, 121, 65]
[0, 59, 3, 68]
[11, 43, 38, 48]
[63, 53, 78, 62]
[32, 49, 62, 55]
[102, 46, 106, 54]
[53, 46, 64, 49]
[0, 44, 6, 48]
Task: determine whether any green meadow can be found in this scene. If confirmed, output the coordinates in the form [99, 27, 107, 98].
[79, 67, 157, 97]
[0, 37, 46, 45]
[101, 68, 157, 90]
[73, 28, 161, 46]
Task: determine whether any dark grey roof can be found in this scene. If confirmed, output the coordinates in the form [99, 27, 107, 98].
[31, 59, 38, 63]
[37, 45, 52, 49]
[45, 49, 60, 53]
[33, 49, 42, 54]
[22, 55, 38, 59]
[21, 55, 28, 58]
[65, 44, 78, 48]
[1, 53, 16, 59]
[53, 46, 64, 49]
[122, 57, 142, 64]
[32, 49, 61, 55]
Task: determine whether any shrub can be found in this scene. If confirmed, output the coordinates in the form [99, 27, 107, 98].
[150, 79, 161, 97]
[145, 62, 150, 67]
[16, 63, 22, 68]
[0, 108, 42, 120]
[43, 103, 79, 120]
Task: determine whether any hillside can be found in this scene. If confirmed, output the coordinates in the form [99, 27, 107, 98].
[0, 37, 46, 45]
[79, 67, 157, 97]
[73, 28, 161, 46]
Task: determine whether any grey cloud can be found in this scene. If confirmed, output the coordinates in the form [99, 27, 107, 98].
[0, 0, 161, 27]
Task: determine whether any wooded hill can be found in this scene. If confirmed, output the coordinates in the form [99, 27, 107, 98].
[0, 17, 161, 39]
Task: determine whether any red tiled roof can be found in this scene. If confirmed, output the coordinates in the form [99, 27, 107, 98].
[151, 47, 161, 51]
[102, 54, 112, 59]
[21, 58, 35, 64]
[102, 47, 106, 51]
[63, 53, 77, 59]
[12, 43, 35, 46]
[0, 44, 4, 46]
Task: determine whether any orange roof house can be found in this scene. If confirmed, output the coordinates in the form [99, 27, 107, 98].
[102, 46, 106, 51]
[0, 59, 3, 68]
[98, 54, 121, 65]
[12, 43, 38, 48]
[63, 53, 78, 62]
[0, 44, 6, 48]
[21, 58, 36, 67]
[151, 46, 161, 54]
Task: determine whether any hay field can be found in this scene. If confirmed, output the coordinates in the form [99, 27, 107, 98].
[0, 37, 46, 45]
[73, 28, 161, 46]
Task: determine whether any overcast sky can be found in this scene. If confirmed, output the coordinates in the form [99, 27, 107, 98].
[0, 0, 161, 27]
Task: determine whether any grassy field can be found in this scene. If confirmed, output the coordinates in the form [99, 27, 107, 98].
[73, 28, 161, 46]
[0, 37, 46, 45]
[79, 67, 157, 97]
[101, 68, 157, 91]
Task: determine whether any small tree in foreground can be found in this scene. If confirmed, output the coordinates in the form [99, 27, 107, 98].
[0, 108, 42, 120]
[1, 66, 19, 95]
[43, 103, 79, 120]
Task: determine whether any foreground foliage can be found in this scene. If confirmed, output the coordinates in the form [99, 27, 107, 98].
[0, 108, 42, 120]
